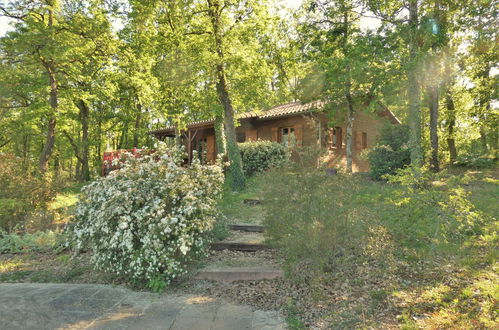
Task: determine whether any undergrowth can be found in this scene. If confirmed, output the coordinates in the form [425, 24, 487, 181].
[260, 152, 497, 328]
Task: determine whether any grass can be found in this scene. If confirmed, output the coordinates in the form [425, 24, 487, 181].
[47, 181, 86, 226]
[218, 175, 266, 225]
[0, 252, 122, 285]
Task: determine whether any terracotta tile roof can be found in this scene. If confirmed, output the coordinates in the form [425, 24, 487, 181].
[148, 99, 399, 135]
[148, 100, 325, 135]
[258, 100, 325, 119]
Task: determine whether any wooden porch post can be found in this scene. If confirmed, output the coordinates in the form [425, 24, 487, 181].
[184, 129, 199, 164]
[187, 130, 192, 164]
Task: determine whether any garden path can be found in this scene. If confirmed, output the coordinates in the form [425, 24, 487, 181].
[195, 198, 283, 283]
[0, 283, 285, 329]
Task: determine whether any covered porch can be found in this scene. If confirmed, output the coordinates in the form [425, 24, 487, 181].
[150, 122, 218, 164]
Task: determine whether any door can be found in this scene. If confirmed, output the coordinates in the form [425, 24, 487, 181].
[206, 135, 215, 163]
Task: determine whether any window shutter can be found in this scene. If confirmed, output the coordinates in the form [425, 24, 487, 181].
[294, 124, 303, 146]
[271, 127, 279, 142]
[336, 127, 343, 149]
[206, 135, 215, 163]
[246, 129, 258, 142]
[355, 131, 363, 149]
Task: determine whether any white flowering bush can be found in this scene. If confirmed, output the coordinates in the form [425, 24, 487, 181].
[71, 144, 224, 287]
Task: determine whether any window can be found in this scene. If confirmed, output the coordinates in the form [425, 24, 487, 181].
[236, 131, 246, 143]
[329, 127, 342, 149]
[355, 131, 367, 150]
[280, 127, 295, 146]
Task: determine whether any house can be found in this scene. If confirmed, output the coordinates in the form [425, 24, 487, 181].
[149, 100, 400, 172]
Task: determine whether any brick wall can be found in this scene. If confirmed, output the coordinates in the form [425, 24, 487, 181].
[237, 111, 390, 172]
[321, 111, 387, 172]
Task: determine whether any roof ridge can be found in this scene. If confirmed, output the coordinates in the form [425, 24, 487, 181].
[148, 99, 326, 134]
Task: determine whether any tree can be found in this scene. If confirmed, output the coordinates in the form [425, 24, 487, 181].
[0, 1, 67, 172]
[407, 0, 423, 166]
[63, 3, 117, 181]
[0, 0, 117, 177]
[462, 0, 498, 154]
[205, 0, 245, 189]
[299, 0, 397, 172]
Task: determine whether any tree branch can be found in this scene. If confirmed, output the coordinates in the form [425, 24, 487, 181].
[0, 6, 27, 20]
[0, 139, 11, 149]
[62, 130, 84, 163]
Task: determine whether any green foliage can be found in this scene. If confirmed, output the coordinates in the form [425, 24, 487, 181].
[71, 144, 224, 284]
[260, 152, 496, 327]
[454, 155, 496, 169]
[0, 154, 56, 232]
[261, 154, 373, 282]
[239, 140, 290, 176]
[147, 275, 168, 293]
[227, 140, 246, 192]
[0, 229, 67, 254]
[209, 215, 230, 242]
[263, 149, 492, 279]
[218, 175, 265, 225]
[284, 300, 307, 330]
[368, 124, 411, 180]
[385, 166, 488, 250]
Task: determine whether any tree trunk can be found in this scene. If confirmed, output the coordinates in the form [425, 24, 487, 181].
[445, 89, 458, 163]
[96, 110, 102, 174]
[345, 67, 354, 174]
[208, 0, 245, 190]
[75, 156, 81, 179]
[480, 126, 488, 153]
[214, 113, 225, 155]
[76, 99, 90, 181]
[22, 134, 29, 172]
[342, 10, 354, 173]
[38, 6, 58, 173]
[39, 64, 58, 173]
[216, 64, 245, 190]
[428, 0, 441, 172]
[407, 0, 423, 166]
[118, 123, 128, 149]
[490, 117, 498, 153]
[428, 86, 439, 171]
[133, 102, 142, 148]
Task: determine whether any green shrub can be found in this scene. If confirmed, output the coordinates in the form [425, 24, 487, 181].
[71, 144, 224, 286]
[261, 151, 490, 284]
[367, 124, 411, 180]
[261, 155, 373, 282]
[0, 154, 56, 232]
[239, 140, 290, 176]
[385, 166, 487, 249]
[454, 155, 496, 168]
[0, 229, 67, 253]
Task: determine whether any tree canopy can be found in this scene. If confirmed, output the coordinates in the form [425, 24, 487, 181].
[0, 0, 496, 182]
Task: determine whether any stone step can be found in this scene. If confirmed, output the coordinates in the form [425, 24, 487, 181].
[211, 242, 270, 252]
[229, 224, 265, 233]
[194, 267, 283, 282]
[243, 198, 262, 205]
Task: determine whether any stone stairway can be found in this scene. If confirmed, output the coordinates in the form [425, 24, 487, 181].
[195, 224, 283, 282]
